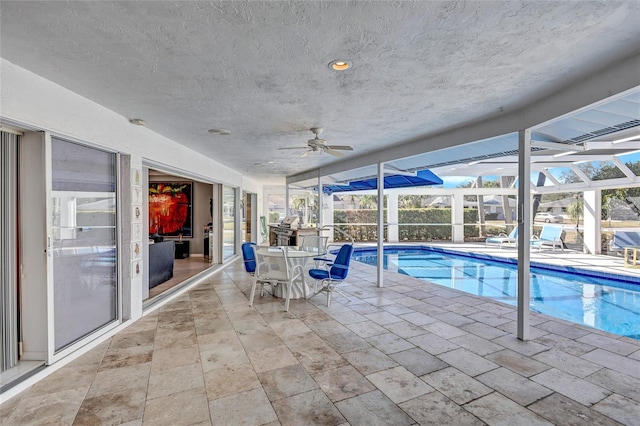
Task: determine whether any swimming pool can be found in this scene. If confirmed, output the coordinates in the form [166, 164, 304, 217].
[352, 246, 640, 340]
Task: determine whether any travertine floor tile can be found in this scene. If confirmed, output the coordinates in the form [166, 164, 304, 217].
[366, 366, 433, 403]
[28, 364, 98, 397]
[484, 349, 551, 377]
[438, 348, 499, 377]
[4, 387, 88, 426]
[208, 388, 277, 426]
[577, 333, 639, 356]
[143, 388, 210, 425]
[246, 344, 299, 373]
[389, 347, 448, 377]
[74, 386, 147, 425]
[147, 363, 204, 399]
[382, 320, 429, 338]
[203, 363, 261, 400]
[464, 392, 554, 426]
[151, 347, 200, 372]
[531, 368, 611, 406]
[593, 393, 640, 425]
[422, 367, 492, 405]
[529, 393, 624, 426]
[312, 364, 375, 402]
[399, 392, 484, 426]
[345, 320, 388, 338]
[258, 364, 318, 402]
[476, 367, 553, 406]
[449, 332, 505, 356]
[271, 389, 345, 426]
[367, 332, 415, 354]
[340, 346, 399, 375]
[323, 331, 370, 353]
[86, 363, 151, 398]
[585, 368, 640, 404]
[407, 332, 459, 355]
[533, 349, 602, 378]
[335, 390, 414, 426]
[99, 344, 154, 371]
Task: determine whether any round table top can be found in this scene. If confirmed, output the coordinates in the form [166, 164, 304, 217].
[262, 245, 326, 258]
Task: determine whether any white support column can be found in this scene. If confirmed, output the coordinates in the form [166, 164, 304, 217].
[583, 190, 601, 255]
[377, 162, 384, 288]
[387, 191, 399, 243]
[324, 192, 334, 242]
[285, 185, 289, 217]
[451, 193, 465, 243]
[517, 129, 532, 341]
[317, 174, 323, 229]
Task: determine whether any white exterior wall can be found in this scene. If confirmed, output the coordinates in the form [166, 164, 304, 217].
[1, 60, 265, 392]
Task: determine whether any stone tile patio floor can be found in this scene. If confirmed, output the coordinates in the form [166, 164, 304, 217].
[2, 257, 640, 425]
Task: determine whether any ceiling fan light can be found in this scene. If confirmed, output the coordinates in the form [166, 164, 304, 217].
[129, 118, 146, 126]
[329, 60, 351, 71]
[208, 128, 231, 135]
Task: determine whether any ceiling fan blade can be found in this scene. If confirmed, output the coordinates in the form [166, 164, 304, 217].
[278, 147, 308, 150]
[301, 149, 312, 157]
[327, 145, 353, 151]
[324, 148, 345, 157]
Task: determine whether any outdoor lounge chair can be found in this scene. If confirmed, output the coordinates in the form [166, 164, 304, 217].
[485, 227, 518, 249]
[609, 230, 640, 254]
[530, 224, 564, 251]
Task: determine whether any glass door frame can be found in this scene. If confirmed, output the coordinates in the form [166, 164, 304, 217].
[44, 134, 122, 364]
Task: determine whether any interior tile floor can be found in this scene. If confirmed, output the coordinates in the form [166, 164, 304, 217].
[148, 256, 213, 299]
[2, 254, 640, 425]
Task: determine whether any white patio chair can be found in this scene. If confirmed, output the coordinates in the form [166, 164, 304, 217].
[250, 246, 303, 312]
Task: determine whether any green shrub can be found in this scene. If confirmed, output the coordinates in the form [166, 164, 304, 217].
[333, 208, 479, 242]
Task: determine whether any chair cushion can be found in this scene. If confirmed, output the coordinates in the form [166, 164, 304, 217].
[309, 269, 330, 280]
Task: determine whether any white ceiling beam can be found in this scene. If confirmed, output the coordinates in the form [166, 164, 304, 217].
[611, 157, 637, 180]
[531, 140, 585, 151]
[583, 140, 640, 150]
[570, 165, 592, 185]
[383, 166, 417, 177]
[541, 170, 561, 186]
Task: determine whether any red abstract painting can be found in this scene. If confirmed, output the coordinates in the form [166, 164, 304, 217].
[149, 182, 192, 237]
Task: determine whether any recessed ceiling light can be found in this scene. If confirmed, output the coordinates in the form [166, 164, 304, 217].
[208, 128, 231, 135]
[267, 161, 275, 164]
[329, 60, 351, 71]
[129, 118, 146, 126]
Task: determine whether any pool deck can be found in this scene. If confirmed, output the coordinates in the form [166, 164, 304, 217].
[2, 249, 640, 425]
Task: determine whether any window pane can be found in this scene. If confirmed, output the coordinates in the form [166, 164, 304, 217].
[223, 186, 235, 260]
[51, 138, 117, 351]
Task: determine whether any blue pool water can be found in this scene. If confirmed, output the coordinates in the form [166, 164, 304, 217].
[352, 246, 640, 340]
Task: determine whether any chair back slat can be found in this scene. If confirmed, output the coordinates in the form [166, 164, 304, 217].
[300, 235, 329, 255]
[241, 242, 257, 273]
[539, 225, 562, 241]
[330, 244, 354, 280]
[253, 246, 289, 281]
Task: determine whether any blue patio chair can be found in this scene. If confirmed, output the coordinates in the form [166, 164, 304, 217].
[530, 224, 564, 251]
[241, 242, 257, 274]
[307, 244, 354, 307]
[485, 227, 518, 249]
[609, 230, 640, 254]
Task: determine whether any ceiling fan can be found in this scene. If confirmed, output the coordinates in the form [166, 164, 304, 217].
[279, 128, 354, 157]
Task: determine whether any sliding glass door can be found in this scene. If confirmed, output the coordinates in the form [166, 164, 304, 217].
[222, 186, 235, 260]
[48, 137, 118, 354]
[1, 131, 19, 372]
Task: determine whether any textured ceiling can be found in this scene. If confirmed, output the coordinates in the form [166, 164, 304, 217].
[1, 1, 640, 181]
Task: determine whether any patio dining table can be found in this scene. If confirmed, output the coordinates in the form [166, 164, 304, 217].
[260, 245, 327, 299]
